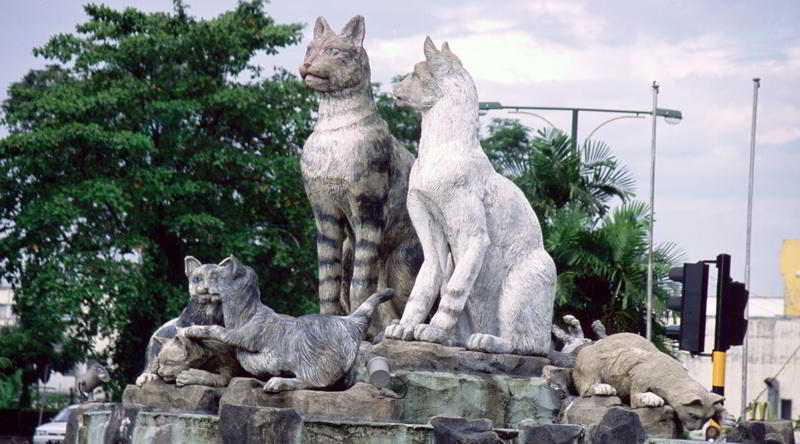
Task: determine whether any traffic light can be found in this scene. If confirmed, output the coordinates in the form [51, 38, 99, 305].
[719, 280, 749, 350]
[666, 261, 709, 354]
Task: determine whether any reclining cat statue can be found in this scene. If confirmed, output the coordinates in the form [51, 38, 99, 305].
[386, 37, 557, 356]
[181, 256, 394, 392]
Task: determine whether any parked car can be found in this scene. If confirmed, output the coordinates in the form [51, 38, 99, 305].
[33, 405, 77, 444]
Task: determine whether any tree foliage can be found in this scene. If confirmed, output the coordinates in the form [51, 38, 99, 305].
[0, 1, 318, 399]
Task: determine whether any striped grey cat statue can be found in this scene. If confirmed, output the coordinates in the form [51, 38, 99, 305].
[386, 38, 557, 356]
[298, 15, 422, 334]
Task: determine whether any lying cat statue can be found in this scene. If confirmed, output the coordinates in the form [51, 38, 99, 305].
[135, 257, 224, 386]
[386, 37, 556, 356]
[152, 335, 244, 387]
[573, 332, 724, 431]
[182, 256, 394, 392]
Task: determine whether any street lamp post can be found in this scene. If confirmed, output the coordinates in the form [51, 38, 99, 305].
[479, 90, 682, 341]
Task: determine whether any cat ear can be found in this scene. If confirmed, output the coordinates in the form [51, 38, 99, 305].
[340, 15, 365, 47]
[709, 393, 724, 405]
[185, 256, 201, 276]
[152, 336, 168, 347]
[219, 255, 243, 277]
[441, 41, 451, 53]
[313, 16, 331, 40]
[424, 36, 439, 63]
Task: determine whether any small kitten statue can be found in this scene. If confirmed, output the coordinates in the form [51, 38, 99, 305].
[182, 256, 395, 392]
[135, 257, 224, 386]
[298, 15, 422, 335]
[386, 37, 557, 356]
[573, 332, 724, 431]
[153, 335, 244, 387]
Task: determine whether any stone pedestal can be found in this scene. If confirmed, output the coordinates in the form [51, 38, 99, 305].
[122, 380, 223, 414]
[563, 396, 677, 439]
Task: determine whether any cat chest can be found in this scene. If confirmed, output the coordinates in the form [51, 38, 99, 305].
[301, 131, 392, 186]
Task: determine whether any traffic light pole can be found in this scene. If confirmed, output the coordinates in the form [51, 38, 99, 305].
[712, 254, 731, 397]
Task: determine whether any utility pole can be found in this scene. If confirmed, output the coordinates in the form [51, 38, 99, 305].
[741, 78, 761, 417]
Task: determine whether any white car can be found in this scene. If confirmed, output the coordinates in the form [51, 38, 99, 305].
[33, 405, 77, 444]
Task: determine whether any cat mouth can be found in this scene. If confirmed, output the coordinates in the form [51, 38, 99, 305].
[303, 73, 330, 90]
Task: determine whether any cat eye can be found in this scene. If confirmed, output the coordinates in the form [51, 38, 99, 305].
[324, 48, 343, 57]
[192, 276, 202, 283]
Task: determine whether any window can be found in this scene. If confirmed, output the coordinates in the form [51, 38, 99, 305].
[780, 399, 792, 420]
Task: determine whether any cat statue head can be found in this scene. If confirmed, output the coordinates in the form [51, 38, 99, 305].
[155, 335, 203, 382]
[299, 15, 369, 93]
[671, 389, 725, 432]
[185, 256, 224, 323]
[393, 37, 476, 112]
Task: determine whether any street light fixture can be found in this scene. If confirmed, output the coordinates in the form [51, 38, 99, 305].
[479, 89, 683, 341]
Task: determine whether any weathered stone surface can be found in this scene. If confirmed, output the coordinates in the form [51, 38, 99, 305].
[122, 380, 222, 414]
[129, 411, 220, 444]
[219, 404, 302, 444]
[101, 403, 144, 444]
[220, 371, 559, 428]
[728, 420, 796, 444]
[632, 405, 677, 438]
[517, 419, 583, 444]
[364, 339, 549, 377]
[220, 378, 403, 422]
[563, 395, 624, 426]
[542, 365, 574, 401]
[429, 416, 502, 444]
[563, 395, 677, 439]
[399, 371, 559, 427]
[65, 402, 114, 444]
[587, 407, 646, 444]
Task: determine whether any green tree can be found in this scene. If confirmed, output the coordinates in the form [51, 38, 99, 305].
[0, 1, 318, 399]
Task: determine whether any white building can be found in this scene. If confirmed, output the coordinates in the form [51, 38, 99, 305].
[679, 296, 800, 420]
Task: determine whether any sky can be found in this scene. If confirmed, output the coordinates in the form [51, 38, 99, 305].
[1, 1, 798, 299]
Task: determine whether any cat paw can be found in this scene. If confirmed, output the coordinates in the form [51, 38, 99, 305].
[385, 322, 415, 341]
[632, 391, 664, 408]
[466, 333, 513, 354]
[590, 383, 617, 396]
[179, 326, 204, 338]
[135, 372, 158, 387]
[176, 369, 213, 387]
[413, 323, 448, 344]
[264, 377, 308, 393]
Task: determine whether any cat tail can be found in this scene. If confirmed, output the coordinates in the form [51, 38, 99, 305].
[347, 288, 395, 325]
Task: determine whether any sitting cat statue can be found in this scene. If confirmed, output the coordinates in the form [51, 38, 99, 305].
[135, 256, 224, 386]
[151, 335, 244, 388]
[573, 332, 724, 431]
[182, 256, 395, 392]
[386, 37, 556, 356]
[298, 15, 422, 335]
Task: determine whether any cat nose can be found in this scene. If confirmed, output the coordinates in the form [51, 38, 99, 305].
[299, 63, 310, 78]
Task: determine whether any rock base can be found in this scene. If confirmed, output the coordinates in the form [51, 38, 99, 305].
[221, 370, 560, 428]
[563, 395, 677, 439]
[122, 380, 222, 414]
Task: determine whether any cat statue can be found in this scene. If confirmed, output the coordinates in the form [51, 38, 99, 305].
[298, 15, 422, 335]
[181, 256, 395, 392]
[385, 37, 557, 356]
[135, 256, 224, 386]
[573, 332, 725, 431]
[152, 335, 245, 388]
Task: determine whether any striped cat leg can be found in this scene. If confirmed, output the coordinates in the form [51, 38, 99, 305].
[313, 205, 346, 315]
[348, 193, 386, 312]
